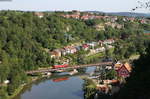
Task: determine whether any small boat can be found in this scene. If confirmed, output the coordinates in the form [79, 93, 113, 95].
[69, 69, 78, 75]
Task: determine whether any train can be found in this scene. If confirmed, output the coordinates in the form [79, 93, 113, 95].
[52, 64, 68, 69]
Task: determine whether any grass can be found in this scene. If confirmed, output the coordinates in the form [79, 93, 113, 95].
[86, 52, 104, 60]
[129, 54, 140, 60]
[85, 48, 114, 63]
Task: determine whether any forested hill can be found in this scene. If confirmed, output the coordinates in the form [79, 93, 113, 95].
[0, 10, 148, 97]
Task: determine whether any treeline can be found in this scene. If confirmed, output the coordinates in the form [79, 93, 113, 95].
[0, 10, 147, 98]
[114, 35, 150, 60]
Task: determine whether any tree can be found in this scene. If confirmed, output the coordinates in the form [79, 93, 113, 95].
[113, 43, 150, 99]
[106, 70, 117, 80]
[132, 1, 150, 11]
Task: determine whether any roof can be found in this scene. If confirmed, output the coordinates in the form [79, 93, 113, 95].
[34, 12, 44, 17]
[114, 62, 122, 68]
[115, 62, 132, 72]
[117, 65, 130, 77]
[82, 44, 89, 48]
[124, 62, 132, 72]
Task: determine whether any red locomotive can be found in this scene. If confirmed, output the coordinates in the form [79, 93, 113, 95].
[52, 64, 68, 69]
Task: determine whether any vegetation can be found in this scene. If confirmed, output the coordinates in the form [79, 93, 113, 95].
[0, 10, 149, 98]
[114, 36, 150, 60]
[113, 43, 150, 99]
[84, 41, 150, 99]
[83, 78, 97, 99]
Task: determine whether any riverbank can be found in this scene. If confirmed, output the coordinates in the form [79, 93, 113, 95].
[6, 48, 112, 99]
[82, 77, 97, 99]
[7, 86, 24, 99]
[83, 60, 134, 99]
[6, 75, 50, 99]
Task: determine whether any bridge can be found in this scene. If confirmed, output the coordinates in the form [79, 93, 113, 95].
[26, 62, 113, 74]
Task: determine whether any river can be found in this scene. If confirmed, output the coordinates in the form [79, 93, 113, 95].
[13, 67, 95, 99]
[144, 30, 150, 34]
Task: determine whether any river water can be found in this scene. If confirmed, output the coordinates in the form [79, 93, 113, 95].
[13, 67, 95, 99]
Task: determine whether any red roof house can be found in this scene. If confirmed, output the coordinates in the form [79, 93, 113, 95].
[117, 65, 130, 78]
[82, 44, 89, 50]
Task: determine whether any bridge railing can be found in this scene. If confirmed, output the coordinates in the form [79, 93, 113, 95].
[26, 62, 113, 74]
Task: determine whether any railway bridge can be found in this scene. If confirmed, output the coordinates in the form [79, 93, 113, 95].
[26, 62, 113, 74]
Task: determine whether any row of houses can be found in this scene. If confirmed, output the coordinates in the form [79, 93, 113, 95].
[50, 39, 115, 58]
[60, 11, 148, 23]
[94, 22, 123, 31]
[105, 22, 123, 29]
[34, 11, 149, 25]
[61, 13, 118, 22]
[34, 11, 118, 22]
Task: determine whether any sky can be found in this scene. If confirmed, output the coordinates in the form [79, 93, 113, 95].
[0, 0, 149, 13]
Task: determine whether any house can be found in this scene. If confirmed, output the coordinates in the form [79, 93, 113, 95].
[105, 22, 115, 28]
[116, 24, 123, 29]
[105, 66, 112, 70]
[117, 65, 130, 78]
[50, 49, 61, 58]
[114, 62, 132, 72]
[88, 47, 105, 56]
[127, 17, 135, 22]
[61, 11, 80, 19]
[98, 40, 103, 46]
[34, 12, 44, 18]
[63, 46, 71, 54]
[103, 39, 115, 45]
[94, 24, 105, 31]
[87, 42, 98, 48]
[63, 46, 77, 54]
[114, 61, 122, 70]
[95, 47, 105, 52]
[105, 22, 123, 29]
[70, 14, 80, 19]
[110, 16, 118, 22]
[60, 49, 67, 56]
[140, 19, 146, 24]
[89, 49, 96, 54]
[82, 44, 89, 51]
[103, 79, 119, 84]
[97, 84, 110, 94]
[81, 14, 90, 20]
[123, 18, 127, 22]
[70, 46, 77, 54]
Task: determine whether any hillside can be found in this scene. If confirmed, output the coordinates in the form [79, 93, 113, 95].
[0, 10, 148, 98]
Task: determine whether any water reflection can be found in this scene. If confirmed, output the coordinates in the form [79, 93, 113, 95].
[14, 67, 96, 99]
